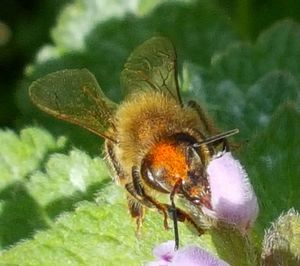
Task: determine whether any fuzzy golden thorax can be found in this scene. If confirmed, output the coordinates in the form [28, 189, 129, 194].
[113, 91, 205, 175]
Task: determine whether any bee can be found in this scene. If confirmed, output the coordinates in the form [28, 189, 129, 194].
[29, 37, 238, 249]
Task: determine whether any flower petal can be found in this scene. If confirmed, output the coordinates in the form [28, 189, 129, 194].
[146, 259, 170, 266]
[204, 152, 259, 231]
[147, 242, 229, 266]
[171, 246, 229, 266]
[153, 240, 176, 262]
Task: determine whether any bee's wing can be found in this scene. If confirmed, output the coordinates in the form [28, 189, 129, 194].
[29, 69, 117, 142]
[121, 36, 182, 105]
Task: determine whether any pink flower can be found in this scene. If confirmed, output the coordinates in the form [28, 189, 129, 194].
[203, 152, 259, 231]
[146, 241, 229, 266]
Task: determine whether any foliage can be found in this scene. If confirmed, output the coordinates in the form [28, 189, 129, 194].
[0, 0, 299, 265]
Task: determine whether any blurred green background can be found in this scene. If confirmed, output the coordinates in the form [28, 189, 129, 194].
[1, 0, 300, 129]
[0, 0, 70, 127]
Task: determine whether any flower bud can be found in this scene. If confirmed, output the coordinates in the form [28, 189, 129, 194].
[203, 152, 259, 231]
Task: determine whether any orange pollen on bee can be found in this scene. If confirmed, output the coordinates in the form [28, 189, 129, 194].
[149, 141, 188, 185]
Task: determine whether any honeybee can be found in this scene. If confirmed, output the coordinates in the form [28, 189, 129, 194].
[29, 37, 238, 249]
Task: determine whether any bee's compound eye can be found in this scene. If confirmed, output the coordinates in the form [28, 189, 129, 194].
[141, 162, 170, 193]
[185, 146, 207, 183]
[186, 146, 205, 170]
[186, 146, 200, 163]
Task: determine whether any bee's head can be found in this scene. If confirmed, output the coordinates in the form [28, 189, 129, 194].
[181, 144, 212, 209]
[141, 133, 213, 209]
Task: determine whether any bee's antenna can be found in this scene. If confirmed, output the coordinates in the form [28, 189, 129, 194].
[193, 128, 239, 147]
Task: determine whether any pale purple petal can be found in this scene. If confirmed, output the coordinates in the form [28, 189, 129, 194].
[171, 246, 229, 266]
[145, 240, 176, 266]
[146, 241, 229, 266]
[153, 240, 176, 262]
[203, 152, 259, 231]
[146, 260, 170, 266]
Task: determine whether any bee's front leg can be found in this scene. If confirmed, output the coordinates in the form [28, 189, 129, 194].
[131, 166, 170, 230]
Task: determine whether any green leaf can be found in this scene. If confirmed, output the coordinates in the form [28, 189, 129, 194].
[0, 127, 109, 249]
[245, 71, 299, 132]
[197, 20, 300, 138]
[0, 127, 257, 265]
[0, 194, 176, 265]
[0, 127, 65, 189]
[52, 0, 196, 51]
[208, 20, 300, 88]
[242, 103, 300, 236]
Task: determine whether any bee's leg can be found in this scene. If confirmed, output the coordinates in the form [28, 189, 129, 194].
[105, 141, 128, 183]
[127, 196, 145, 234]
[131, 166, 170, 230]
[125, 180, 168, 234]
[188, 100, 217, 135]
[188, 100, 229, 151]
[125, 182, 152, 208]
[105, 142, 146, 232]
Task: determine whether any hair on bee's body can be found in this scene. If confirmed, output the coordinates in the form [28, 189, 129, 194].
[104, 88, 215, 235]
[29, 36, 239, 249]
[111, 90, 206, 178]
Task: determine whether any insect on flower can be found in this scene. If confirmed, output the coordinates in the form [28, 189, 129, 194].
[29, 37, 239, 249]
